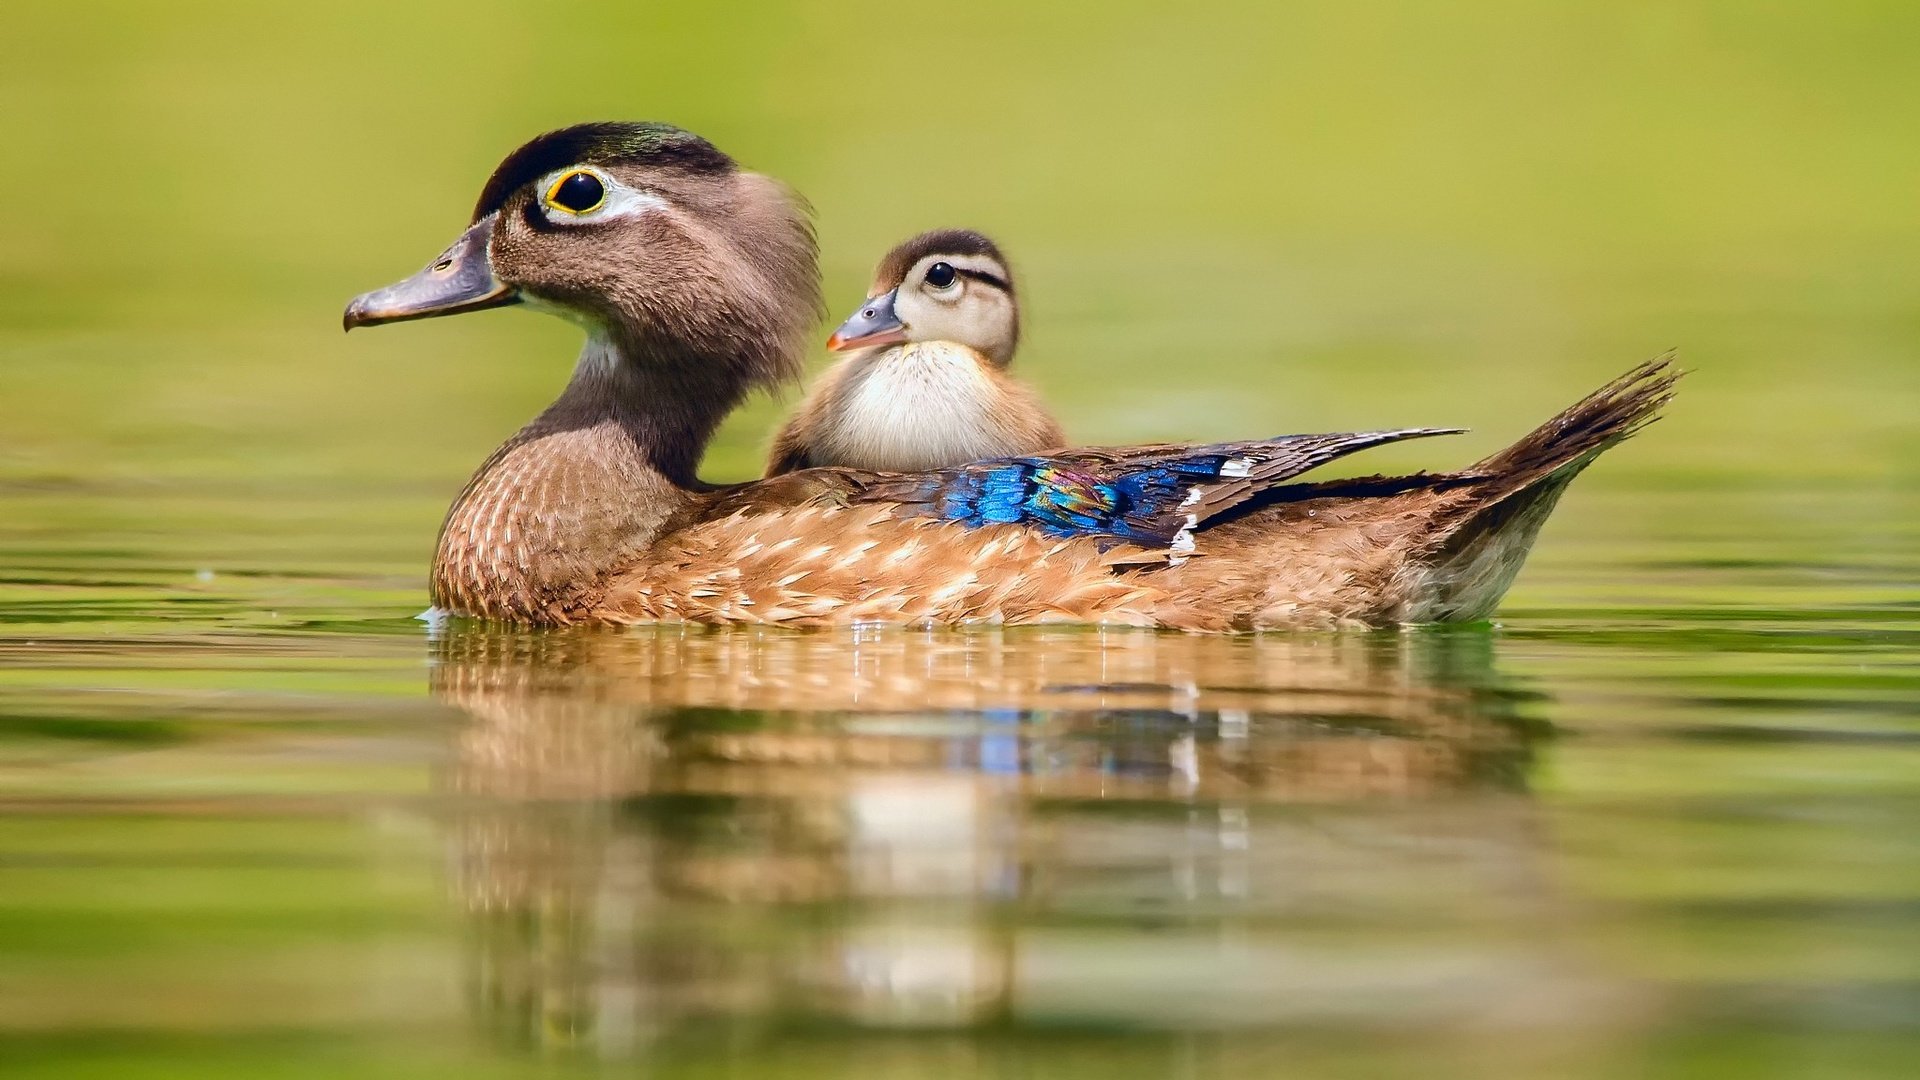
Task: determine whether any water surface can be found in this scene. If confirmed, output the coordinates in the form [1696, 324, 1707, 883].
[5, 484, 1916, 1078]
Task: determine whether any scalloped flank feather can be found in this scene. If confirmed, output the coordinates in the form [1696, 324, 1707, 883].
[450, 360, 1679, 630]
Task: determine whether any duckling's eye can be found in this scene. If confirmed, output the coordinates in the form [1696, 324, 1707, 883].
[544, 170, 607, 215]
[924, 262, 958, 290]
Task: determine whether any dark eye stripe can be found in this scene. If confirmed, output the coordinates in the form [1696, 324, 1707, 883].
[955, 267, 1010, 291]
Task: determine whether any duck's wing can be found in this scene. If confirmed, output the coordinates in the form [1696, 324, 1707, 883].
[632, 429, 1463, 625]
[853, 428, 1464, 547]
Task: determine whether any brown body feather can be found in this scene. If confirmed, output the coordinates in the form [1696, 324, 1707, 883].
[438, 360, 1679, 630]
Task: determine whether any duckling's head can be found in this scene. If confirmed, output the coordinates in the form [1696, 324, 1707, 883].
[346, 121, 821, 393]
[826, 229, 1019, 367]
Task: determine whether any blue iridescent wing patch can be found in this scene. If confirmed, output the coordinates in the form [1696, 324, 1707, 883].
[935, 462, 1138, 538]
[868, 428, 1464, 548]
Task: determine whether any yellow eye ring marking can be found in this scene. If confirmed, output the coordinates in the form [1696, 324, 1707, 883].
[543, 169, 607, 216]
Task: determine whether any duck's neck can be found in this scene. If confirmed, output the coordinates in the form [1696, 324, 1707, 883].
[538, 332, 738, 486]
[430, 331, 749, 622]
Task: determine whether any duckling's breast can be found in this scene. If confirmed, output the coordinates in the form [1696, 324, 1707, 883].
[813, 342, 1035, 472]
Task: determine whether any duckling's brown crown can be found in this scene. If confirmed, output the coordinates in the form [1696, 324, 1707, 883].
[876, 228, 1014, 293]
[471, 121, 735, 222]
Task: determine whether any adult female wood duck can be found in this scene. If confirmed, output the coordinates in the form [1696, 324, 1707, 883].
[344, 121, 1679, 631]
[765, 229, 1064, 475]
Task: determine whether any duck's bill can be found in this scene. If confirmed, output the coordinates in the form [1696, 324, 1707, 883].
[342, 215, 519, 330]
[825, 287, 908, 351]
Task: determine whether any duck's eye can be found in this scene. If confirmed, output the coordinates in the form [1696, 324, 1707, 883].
[544, 170, 607, 215]
[924, 262, 958, 290]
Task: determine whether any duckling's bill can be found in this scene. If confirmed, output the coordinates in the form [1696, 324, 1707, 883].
[826, 287, 908, 351]
[343, 215, 519, 330]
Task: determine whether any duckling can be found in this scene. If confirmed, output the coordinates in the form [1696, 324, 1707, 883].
[344, 121, 1679, 630]
[765, 229, 1064, 475]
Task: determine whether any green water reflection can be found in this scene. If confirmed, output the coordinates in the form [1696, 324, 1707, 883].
[3, 2, 1919, 1077]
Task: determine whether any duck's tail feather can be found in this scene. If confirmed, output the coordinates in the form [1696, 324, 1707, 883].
[1411, 356, 1683, 621]
[1466, 355, 1682, 486]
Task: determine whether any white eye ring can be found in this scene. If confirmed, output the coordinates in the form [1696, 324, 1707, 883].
[533, 166, 668, 225]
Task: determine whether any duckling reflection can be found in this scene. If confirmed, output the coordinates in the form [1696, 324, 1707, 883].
[430, 625, 1610, 1053]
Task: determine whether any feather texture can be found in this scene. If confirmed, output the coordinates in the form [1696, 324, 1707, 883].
[864, 428, 1464, 545]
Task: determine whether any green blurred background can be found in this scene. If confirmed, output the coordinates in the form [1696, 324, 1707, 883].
[4, 4, 1920, 1078]
[5, 1, 1917, 512]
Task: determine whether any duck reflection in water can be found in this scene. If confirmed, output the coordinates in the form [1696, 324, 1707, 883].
[428, 625, 1623, 1059]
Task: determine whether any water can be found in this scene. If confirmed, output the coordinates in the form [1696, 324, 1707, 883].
[4, 485, 1916, 1077]
[5, 3, 1920, 1077]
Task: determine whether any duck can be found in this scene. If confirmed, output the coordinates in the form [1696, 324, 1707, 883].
[765, 229, 1064, 475]
[343, 121, 1680, 631]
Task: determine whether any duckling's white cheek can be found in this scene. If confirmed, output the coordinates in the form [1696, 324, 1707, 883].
[892, 289, 951, 339]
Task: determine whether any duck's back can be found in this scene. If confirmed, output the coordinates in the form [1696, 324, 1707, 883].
[612, 359, 1680, 631]
[620, 426, 1477, 630]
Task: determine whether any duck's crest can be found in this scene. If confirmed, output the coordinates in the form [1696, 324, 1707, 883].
[472, 121, 734, 221]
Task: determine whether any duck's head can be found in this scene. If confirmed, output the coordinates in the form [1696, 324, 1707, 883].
[345, 121, 821, 391]
[826, 229, 1019, 367]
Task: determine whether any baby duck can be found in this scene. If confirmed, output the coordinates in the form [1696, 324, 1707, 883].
[765, 229, 1065, 475]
